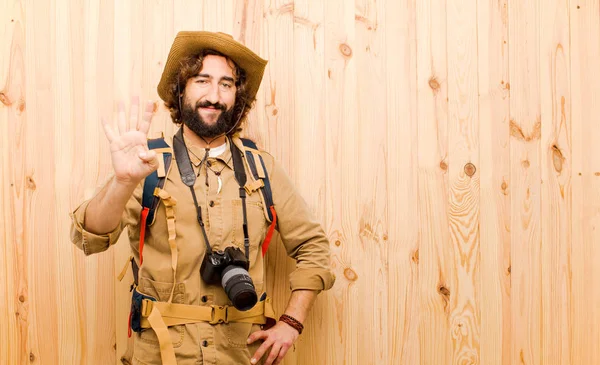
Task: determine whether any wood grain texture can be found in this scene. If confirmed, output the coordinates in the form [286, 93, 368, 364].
[1, 1, 600, 364]
[446, 0, 480, 363]
[323, 0, 359, 363]
[477, 1, 511, 365]
[570, 1, 600, 364]
[509, 0, 543, 364]
[385, 0, 420, 363]
[416, 0, 453, 364]
[354, 0, 389, 362]
[540, 0, 572, 364]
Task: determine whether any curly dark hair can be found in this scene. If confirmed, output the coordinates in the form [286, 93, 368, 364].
[163, 49, 255, 134]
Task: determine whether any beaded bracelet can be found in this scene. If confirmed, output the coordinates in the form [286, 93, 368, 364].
[279, 314, 304, 335]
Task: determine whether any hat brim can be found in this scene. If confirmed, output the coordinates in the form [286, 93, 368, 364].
[157, 31, 267, 103]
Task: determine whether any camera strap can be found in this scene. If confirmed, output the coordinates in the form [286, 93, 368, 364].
[173, 128, 250, 260]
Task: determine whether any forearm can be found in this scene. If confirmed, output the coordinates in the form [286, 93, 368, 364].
[283, 289, 318, 324]
[84, 177, 138, 234]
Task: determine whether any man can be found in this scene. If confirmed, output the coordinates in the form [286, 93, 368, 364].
[70, 31, 335, 365]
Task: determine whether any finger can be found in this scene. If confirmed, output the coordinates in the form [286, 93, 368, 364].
[130, 96, 140, 131]
[117, 101, 127, 135]
[274, 344, 290, 365]
[138, 100, 155, 135]
[247, 330, 268, 345]
[264, 343, 282, 365]
[251, 338, 273, 365]
[101, 116, 117, 143]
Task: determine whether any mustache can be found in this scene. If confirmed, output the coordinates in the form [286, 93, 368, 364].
[196, 100, 226, 111]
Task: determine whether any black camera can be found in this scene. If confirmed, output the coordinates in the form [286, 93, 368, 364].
[200, 246, 257, 311]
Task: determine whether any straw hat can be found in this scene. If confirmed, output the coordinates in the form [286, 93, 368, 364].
[157, 31, 267, 102]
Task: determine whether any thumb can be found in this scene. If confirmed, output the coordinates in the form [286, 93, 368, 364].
[139, 150, 159, 168]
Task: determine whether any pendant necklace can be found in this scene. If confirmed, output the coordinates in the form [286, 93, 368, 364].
[206, 157, 231, 195]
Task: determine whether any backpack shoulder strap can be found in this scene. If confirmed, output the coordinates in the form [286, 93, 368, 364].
[240, 138, 278, 257]
[142, 137, 173, 224]
[240, 138, 274, 222]
[138, 137, 173, 266]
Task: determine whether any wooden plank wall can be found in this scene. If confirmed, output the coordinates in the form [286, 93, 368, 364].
[1, 0, 599, 364]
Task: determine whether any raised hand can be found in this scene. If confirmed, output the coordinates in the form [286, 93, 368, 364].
[101, 97, 159, 187]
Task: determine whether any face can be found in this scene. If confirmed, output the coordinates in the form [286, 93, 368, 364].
[181, 54, 238, 138]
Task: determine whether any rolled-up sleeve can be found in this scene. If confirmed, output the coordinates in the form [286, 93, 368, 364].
[70, 199, 125, 256]
[266, 155, 336, 292]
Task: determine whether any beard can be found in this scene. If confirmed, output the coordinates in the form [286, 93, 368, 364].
[180, 99, 237, 139]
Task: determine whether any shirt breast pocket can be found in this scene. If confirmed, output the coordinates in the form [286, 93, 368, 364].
[231, 198, 267, 256]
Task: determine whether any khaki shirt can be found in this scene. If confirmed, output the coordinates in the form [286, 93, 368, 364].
[70, 135, 335, 365]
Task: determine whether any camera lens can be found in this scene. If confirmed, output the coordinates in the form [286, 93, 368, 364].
[221, 266, 257, 311]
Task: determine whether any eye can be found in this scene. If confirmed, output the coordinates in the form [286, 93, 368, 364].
[196, 79, 209, 84]
[220, 82, 233, 89]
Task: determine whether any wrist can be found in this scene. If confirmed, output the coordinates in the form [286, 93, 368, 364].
[112, 176, 140, 191]
[279, 314, 304, 335]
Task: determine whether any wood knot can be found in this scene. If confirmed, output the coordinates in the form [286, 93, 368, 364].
[440, 161, 448, 171]
[507, 265, 511, 275]
[595, 172, 600, 176]
[343, 267, 358, 282]
[30, 352, 35, 362]
[339, 43, 353, 58]
[522, 159, 530, 169]
[464, 163, 476, 177]
[438, 285, 450, 297]
[0, 92, 11, 106]
[505, 82, 510, 90]
[17, 99, 26, 114]
[382, 234, 388, 241]
[334, 240, 341, 246]
[328, 69, 332, 79]
[552, 145, 564, 173]
[26, 176, 36, 190]
[501, 180, 508, 195]
[428, 76, 440, 93]
[19, 295, 25, 302]
[412, 249, 419, 264]
[272, 108, 278, 116]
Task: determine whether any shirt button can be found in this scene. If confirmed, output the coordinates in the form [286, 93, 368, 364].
[209, 200, 215, 207]
[201, 296, 208, 303]
[202, 340, 208, 347]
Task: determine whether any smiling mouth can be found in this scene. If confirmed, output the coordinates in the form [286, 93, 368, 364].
[199, 106, 221, 112]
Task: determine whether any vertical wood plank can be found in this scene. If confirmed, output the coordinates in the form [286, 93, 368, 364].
[261, 1, 297, 364]
[446, 0, 481, 362]
[142, 0, 174, 134]
[570, 0, 600, 363]
[384, 0, 420, 363]
[233, 0, 266, 145]
[25, 0, 60, 363]
[508, 0, 542, 364]
[54, 0, 88, 362]
[323, 0, 358, 363]
[539, 0, 572, 364]
[84, 0, 117, 361]
[354, 0, 389, 363]
[290, 0, 327, 363]
[416, 0, 453, 363]
[477, 1, 511, 365]
[113, 1, 142, 362]
[1, 1, 27, 364]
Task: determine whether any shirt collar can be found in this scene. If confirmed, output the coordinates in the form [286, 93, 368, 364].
[182, 136, 235, 170]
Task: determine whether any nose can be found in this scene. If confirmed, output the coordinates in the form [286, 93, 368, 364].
[205, 83, 220, 104]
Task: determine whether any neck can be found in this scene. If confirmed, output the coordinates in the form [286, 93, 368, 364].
[182, 124, 227, 149]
